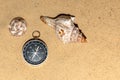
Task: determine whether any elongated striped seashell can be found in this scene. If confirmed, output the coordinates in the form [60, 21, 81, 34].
[40, 14, 87, 43]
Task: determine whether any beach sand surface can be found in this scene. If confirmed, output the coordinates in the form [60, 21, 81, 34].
[0, 0, 120, 80]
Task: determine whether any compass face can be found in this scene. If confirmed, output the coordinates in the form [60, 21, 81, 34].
[22, 39, 48, 65]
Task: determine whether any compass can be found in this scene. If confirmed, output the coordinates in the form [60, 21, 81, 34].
[22, 30, 48, 65]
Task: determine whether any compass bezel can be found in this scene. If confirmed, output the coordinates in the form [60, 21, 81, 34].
[22, 38, 48, 65]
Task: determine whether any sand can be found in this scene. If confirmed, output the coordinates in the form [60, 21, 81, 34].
[0, 0, 120, 80]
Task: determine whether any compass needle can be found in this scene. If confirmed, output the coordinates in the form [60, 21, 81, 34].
[36, 46, 39, 52]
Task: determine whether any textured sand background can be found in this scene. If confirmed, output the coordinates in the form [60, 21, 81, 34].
[0, 0, 120, 80]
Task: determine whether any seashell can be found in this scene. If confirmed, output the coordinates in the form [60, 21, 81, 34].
[40, 14, 87, 43]
[9, 17, 27, 36]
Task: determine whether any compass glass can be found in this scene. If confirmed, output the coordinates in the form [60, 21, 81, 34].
[23, 39, 48, 65]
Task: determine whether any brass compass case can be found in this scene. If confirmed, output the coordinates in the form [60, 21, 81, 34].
[22, 31, 48, 65]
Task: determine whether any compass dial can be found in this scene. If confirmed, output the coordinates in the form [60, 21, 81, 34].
[22, 39, 48, 65]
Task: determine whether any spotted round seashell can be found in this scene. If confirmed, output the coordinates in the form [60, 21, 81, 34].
[9, 17, 27, 36]
[40, 14, 87, 43]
